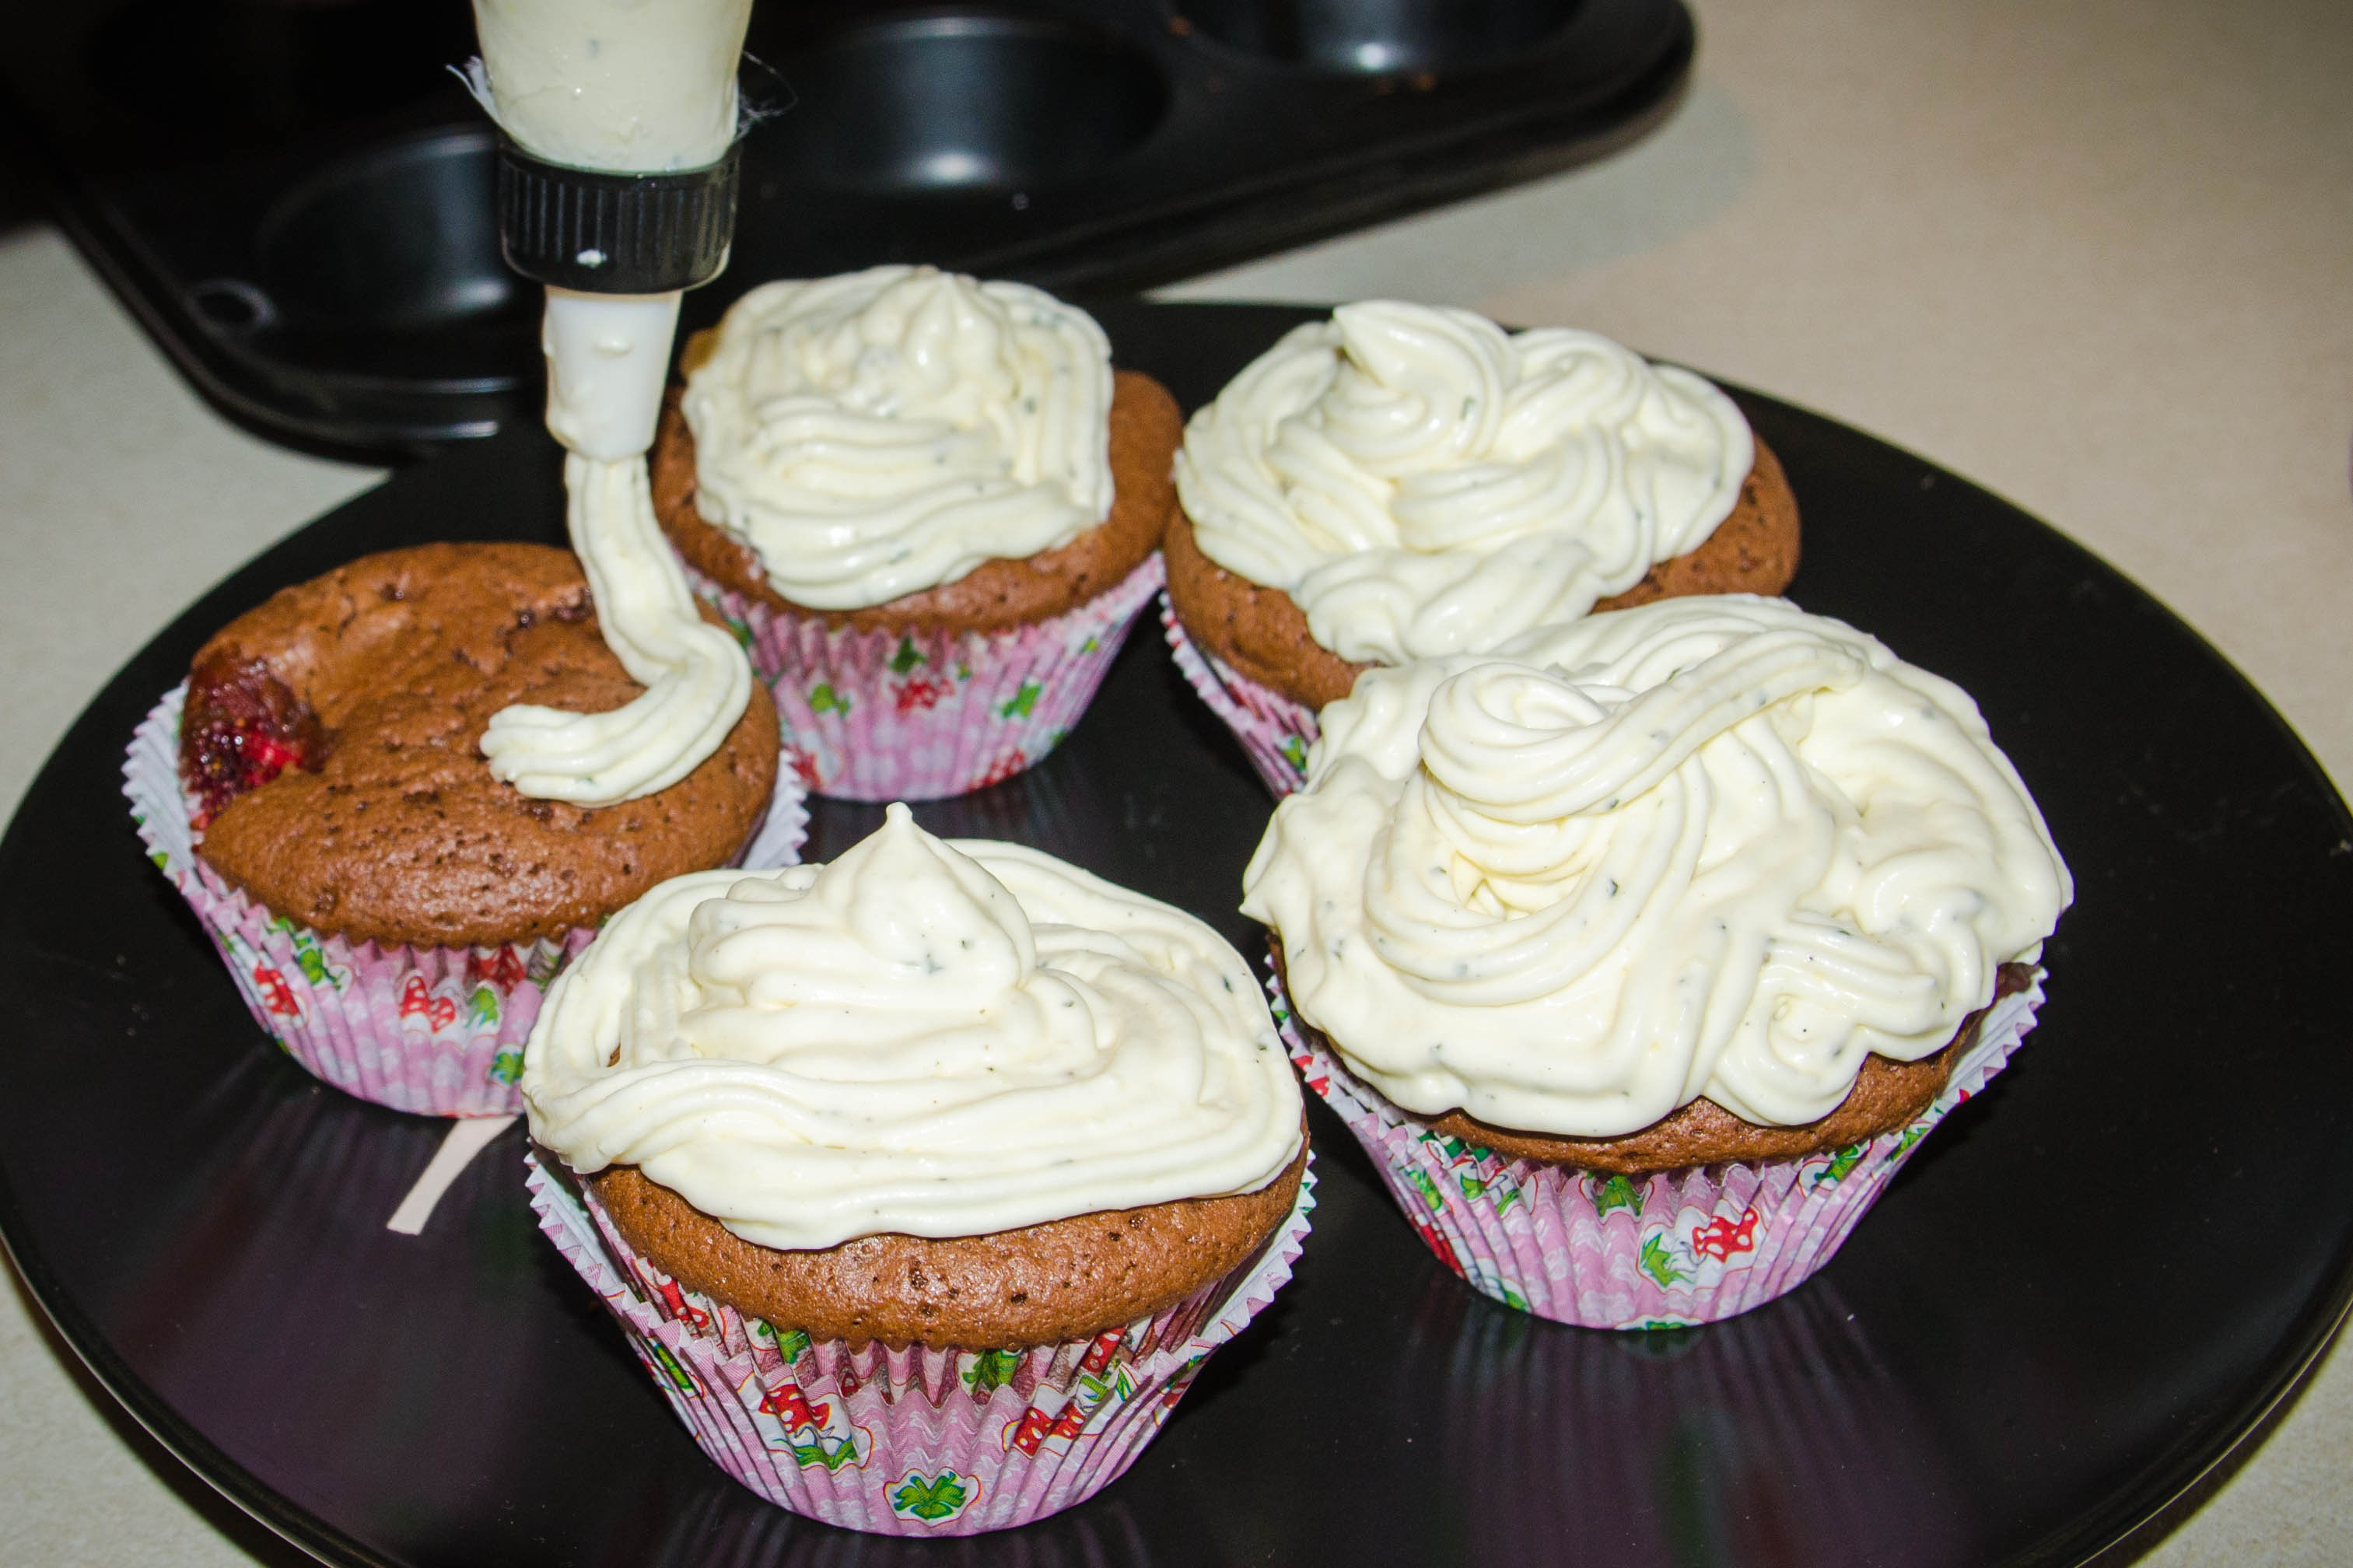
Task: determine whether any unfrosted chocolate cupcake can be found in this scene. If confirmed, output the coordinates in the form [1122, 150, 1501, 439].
[1164, 302, 1798, 793]
[184, 543, 779, 946]
[1245, 596, 2069, 1328]
[650, 266, 1182, 801]
[137, 541, 786, 1115]
[523, 806, 1311, 1533]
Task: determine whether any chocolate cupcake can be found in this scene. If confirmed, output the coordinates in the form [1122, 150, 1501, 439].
[523, 806, 1311, 1533]
[652, 265, 1181, 801]
[125, 542, 796, 1116]
[1245, 596, 2068, 1328]
[1164, 303, 1799, 793]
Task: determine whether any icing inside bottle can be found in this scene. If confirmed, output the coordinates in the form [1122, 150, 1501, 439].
[469, 0, 752, 173]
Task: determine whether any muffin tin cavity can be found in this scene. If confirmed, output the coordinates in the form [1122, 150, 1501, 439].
[763, 14, 1169, 192]
[254, 131, 525, 344]
[88, 0, 475, 145]
[1175, 0, 1581, 74]
[10, 0, 1691, 453]
[161, 126, 541, 404]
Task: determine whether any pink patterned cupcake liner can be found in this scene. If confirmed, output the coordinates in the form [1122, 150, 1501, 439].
[1273, 968, 2045, 1330]
[525, 1149, 1315, 1535]
[1160, 598, 1321, 797]
[685, 554, 1166, 802]
[125, 685, 807, 1118]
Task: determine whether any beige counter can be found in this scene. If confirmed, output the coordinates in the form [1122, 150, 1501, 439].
[2, 0, 2348, 1560]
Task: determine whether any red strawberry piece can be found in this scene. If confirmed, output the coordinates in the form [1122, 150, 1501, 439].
[180, 651, 328, 828]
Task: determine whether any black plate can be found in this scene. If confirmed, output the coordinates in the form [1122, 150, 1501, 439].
[4, 303, 2351, 1567]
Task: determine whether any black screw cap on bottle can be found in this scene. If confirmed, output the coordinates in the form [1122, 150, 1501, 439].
[495, 137, 741, 294]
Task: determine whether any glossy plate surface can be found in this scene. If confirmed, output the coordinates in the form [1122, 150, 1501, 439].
[4, 304, 2351, 1567]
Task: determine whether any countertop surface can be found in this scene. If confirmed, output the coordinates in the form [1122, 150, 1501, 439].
[2, 0, 2348, 1562]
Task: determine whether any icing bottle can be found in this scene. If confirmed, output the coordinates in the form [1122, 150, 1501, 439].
[464, 0, 758, 805]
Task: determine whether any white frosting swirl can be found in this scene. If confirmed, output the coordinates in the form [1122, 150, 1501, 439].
[1174, 303, 1756, 664]
[1241, 596, 2071, 1136]
[523, 804, 1303, 1250]
[481, 455, 754, 806]
[682, 266, 1116, 611]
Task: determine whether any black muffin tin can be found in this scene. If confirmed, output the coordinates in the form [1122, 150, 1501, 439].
[1, 0, 1690, 457]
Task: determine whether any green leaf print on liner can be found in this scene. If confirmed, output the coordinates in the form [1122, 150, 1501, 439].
[889, 1470, 974, 1523]
[1593, 1173, 1643, 1218]
[292, 946, 337, 990]
[786, 1435, 863, 1473]
[962, 1348, 1023, 1395]
[646, 1341, 699, 1397]
[1401, 1164, 1445, 1212]
[998, 682, 1042, 719]
[272, 922, 348, 992]
[1887, 1121, 1931, 1160]
[889, 637, 926, 675]
[808, 682, 852, 716]
[1638, 1231, 1692, 1289]
[1810, 1143, 1869, 1189]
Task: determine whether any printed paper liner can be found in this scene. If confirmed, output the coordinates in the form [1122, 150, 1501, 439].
[525, 1150, 1315, 1535]
[1274, 969, 2045, 1330]
[125, 685, 808, 1118]
[1160, 598, 1321, 798]
[685, 553, 1165, 802]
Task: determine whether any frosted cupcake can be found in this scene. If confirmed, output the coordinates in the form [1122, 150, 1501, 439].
[1245, 596, 2068, 1328]
[522, 806, 1311, 1534]
[124, 543, 798, 1117]
[652, 265, 1181, 800]
[1164, 303, 1798, 793]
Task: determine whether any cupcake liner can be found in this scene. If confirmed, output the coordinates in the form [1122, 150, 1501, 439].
[1273, 968, 2045, 1330]
[525, 1148, 1315, 1536]
[126, 684, 807, 1118]
[685, 553, 1166, 802]
[1159, 598, 1320, 798]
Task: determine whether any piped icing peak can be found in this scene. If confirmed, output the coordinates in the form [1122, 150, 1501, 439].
[525, 805, 1302, 1250]
[1243, 596, 2071, 1136]
[683, 266, 1115, 611]
[1175, 302, 1754, 664]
